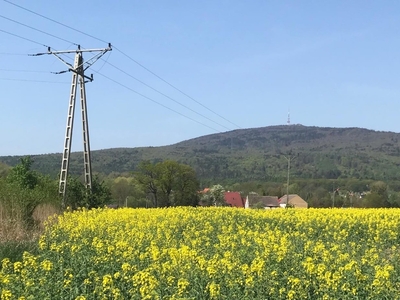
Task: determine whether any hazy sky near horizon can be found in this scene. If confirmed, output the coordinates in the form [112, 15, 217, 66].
[1, 1, 400, 156]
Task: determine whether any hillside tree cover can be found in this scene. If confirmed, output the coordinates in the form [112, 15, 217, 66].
[5, 125, 400, 184]
[3, 126, 400, 208]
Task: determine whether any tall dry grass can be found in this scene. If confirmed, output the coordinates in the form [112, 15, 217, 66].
[0, 203, 60, 263]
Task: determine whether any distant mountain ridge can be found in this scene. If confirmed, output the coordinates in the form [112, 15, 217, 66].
[2, 125, 400, 183]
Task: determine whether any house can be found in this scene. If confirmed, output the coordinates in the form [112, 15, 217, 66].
[224, 192, 245, 208]
[279, 194, 308, 209]
[245, 195, 280, 209]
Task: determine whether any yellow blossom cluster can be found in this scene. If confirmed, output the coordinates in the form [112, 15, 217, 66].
[1, 207, 400, 299]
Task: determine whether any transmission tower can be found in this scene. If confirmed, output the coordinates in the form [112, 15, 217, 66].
[34, 44, 112, 208]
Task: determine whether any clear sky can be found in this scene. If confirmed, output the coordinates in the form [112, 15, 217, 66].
[1, 1, 399, 156]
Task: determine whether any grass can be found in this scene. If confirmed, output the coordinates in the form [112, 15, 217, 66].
[0, 203, 59, 265]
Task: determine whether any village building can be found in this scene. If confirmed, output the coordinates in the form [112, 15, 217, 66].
[245, 195, 280, 209]
[279, 194, 308, 208]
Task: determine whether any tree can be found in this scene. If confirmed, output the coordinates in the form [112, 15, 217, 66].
[7, 157, 38, 190]
[157, 160, 181, 207]
[65, 175, 112, 210]
[363, 181, 389, 208]
[4, 156, 60, 227]
[173, 164, 199, 206]
[110, 177, 142, 207]
[135, 161, 160, 207]
[201, 184, 226, 206]
[135, 160, 199, 207]
[0, 162, 10, 178]
[87, 176, 112, 208]
[388, 191, 400, 207]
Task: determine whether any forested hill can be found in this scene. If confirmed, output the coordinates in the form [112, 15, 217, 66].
[2, 125, 400, 183]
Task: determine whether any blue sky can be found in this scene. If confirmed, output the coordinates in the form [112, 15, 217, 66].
[1, 1, 400, 156]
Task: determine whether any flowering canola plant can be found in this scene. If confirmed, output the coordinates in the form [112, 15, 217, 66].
[2, 207, 400, 299]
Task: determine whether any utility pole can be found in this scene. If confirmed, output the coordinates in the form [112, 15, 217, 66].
[34, 44, 112, 208]
[332, 185, 338, 208]
[283, 153, 297, 207]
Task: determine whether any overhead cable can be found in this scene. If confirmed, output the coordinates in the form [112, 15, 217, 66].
[114, 47, 242, 129]
[3, 0, 108, 44]
[1, 15, 231, 131]
[3, 0, 241, 130]
[0, 14, 78, 46]
[0, 28, 48, 47]
[93, 70, 222, 133]
[0, 68, 52, 73]
[105, 60, 232, 131]
[0, 77, 69, 84]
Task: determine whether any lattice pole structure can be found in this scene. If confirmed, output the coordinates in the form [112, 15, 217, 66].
[34, 44, 112, 208]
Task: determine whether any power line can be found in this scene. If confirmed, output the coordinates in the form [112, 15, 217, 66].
[93, 70, 222, 133]
[0, 26, 222, 133]
[1, 14, 232, 131]
[0, 77, 69, 84]
[0, 29, 69, 64]
[0, 14, 78, 46]
[114, 47, 243, 129]
[3, 0, 242, 130]
[3, 0, 108, 44]
[0, 28, 48, 47]
[0, 52, 29, 56]
[0, 68, 52, 73]
[105, 60, 232, 131]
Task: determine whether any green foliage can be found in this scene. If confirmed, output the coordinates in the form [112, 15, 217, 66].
[65, 176, 112, 210]
[110, 177, 145, 207]
[362, 181, 389, 208]
[172, 163, 199, 206]
[4, 126, 400, 209]
[135, 160, 199, 207]
[0, 241, 38, 265]
[201, 184, 226, 206]
[2, 157, 60, 228]
[4, 126, 400, 185]
[135, 160, 159, 207]
[0, 161, 10, 178]
[125, 196, 152, 208]
[7, 157, 38, 189]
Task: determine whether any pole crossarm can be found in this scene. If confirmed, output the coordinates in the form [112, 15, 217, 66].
[35, 43, 112, 208]
[33, 44, 112, 81]
[33, 43, 112, 55]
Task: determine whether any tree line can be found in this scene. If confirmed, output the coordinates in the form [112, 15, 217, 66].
[1, 156, 399, 229]
[0, 158, 202, 228]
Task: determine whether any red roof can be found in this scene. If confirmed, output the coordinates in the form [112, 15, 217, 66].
[224, 192, 244, 208]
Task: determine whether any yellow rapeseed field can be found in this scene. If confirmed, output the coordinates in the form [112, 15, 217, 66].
[1, 207, 400, 299]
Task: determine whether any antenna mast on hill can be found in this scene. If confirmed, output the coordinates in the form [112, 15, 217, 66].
[34, 44, 112, 208]
[287, 109, 290, 125]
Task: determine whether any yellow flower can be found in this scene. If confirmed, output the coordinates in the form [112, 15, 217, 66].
[13, 261, 23, 273]
[177, 278, 190, 295]
[102, 274, 113, 288]
[41, 259, 53, 272]
[208, 282, 220, 299]
[1, 290, 12, 300]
